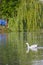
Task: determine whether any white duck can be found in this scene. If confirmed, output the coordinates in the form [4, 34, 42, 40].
[26, 43, 37, 53]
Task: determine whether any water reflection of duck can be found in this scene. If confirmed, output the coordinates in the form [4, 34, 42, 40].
[26, 43, 37, 53]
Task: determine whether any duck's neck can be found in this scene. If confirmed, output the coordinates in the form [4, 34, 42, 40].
[26, 44, 30, 48]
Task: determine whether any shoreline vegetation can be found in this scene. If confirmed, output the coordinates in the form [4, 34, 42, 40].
[0, 0, 43, 33]
[0, 26, 12, 33]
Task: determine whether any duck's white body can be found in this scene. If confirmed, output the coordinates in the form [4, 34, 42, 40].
[26, 43, 37, 53]
[29, 44, 37, 49]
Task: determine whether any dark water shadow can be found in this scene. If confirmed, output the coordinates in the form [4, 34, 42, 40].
[23, 32, 27, 44]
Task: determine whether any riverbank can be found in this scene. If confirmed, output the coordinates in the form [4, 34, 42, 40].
[0, 26, 12, 33]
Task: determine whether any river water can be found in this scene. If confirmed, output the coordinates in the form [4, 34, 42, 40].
[0, 32, 43, 65]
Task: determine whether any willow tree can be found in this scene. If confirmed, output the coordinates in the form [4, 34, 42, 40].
[26, 0, 42, 31]
[16, 0, 43, 31]
[15, 0, 27, 31]
[0, 0, 43, 31]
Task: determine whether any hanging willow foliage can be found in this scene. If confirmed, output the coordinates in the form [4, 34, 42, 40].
[0, 0, 43, 32]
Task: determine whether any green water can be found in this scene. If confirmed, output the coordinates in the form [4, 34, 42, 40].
[0, 32, 43, 65]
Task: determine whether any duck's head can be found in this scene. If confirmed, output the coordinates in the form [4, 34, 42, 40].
[26, 42, 28, 44]
[26, 43, 29, 47]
